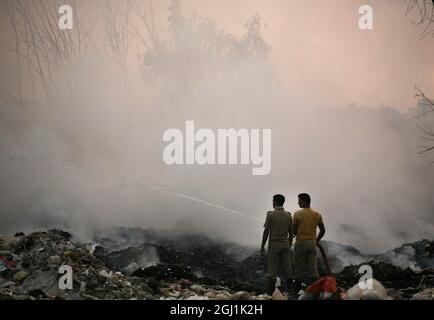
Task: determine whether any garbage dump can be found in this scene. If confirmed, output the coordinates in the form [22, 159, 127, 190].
[1, 228, 433, 300]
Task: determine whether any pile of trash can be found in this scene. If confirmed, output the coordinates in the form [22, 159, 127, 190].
[0, 230, 157, 300]
[1, 228, 434, 300]
[377, 240, 434, 270]
[336, 261, 434, 299]
[0, 229, 271, 300]
[93, 228, 268, 293]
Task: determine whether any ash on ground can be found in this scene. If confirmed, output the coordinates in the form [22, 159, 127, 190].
[1, 228, 433, 300]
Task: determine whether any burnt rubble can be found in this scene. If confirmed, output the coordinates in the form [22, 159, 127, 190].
[0, 229, 269, 300]
[93, 231, 268, 293]
[0, 230, 154, 300]
[335, 261, 434, 299]
[1, 228, 434, 300]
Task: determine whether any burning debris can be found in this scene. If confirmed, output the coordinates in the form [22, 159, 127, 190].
[0, 230, 154, 300]
[1, 228, 433, 300]
[0, 229, 269, 300]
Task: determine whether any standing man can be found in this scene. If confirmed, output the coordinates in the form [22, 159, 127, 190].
[260, 194, 293, 295]
[293, 193, 326, 292]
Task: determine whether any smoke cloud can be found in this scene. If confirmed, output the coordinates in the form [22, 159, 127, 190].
[0, 0, 433, 253]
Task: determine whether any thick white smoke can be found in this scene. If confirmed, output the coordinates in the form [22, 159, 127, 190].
[0, 0, 433, 253]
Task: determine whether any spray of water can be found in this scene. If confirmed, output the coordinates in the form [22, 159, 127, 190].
[0, 145, 263, 225]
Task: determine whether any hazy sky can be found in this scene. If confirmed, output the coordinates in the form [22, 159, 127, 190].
[178, 0, 434, 110]
[0, 0, 433, 109]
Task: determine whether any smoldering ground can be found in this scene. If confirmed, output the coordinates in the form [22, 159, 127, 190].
[0, 0, 433, 253]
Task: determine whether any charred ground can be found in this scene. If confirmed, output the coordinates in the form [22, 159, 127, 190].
[1, 227, 433, 300]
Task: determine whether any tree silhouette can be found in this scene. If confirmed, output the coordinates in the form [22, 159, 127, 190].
[1, 0, 93, 103]
[135, 0, 270, 88]
[405, 0, 434, 38]
[414, 88, 434, 160]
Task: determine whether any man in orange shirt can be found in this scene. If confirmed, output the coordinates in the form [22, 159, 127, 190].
[293, 193, 326, 292]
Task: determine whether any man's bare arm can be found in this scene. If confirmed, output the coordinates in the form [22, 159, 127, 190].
[317, 222, 326, 243]
[261, 228, 269, 251]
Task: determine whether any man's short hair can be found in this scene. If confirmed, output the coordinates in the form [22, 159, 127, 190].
[298, 193, 311, 205]
[273, 194, 285, 206]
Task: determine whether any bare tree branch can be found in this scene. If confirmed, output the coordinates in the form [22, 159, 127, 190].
[414, 87, 434, 160]
[3, 0, 95, 102]
[405, 0, 434, 38]
[102, 0, 134, 67]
